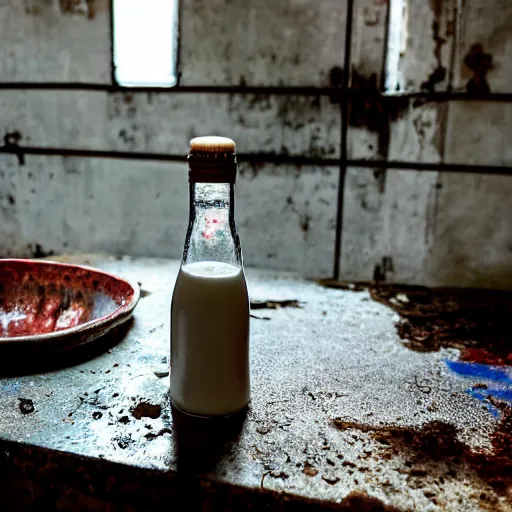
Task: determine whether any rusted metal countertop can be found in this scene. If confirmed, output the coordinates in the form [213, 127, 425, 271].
[0, 255, 510, 511]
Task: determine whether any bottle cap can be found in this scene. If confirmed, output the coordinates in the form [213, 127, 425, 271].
[188, 136, 237, 183]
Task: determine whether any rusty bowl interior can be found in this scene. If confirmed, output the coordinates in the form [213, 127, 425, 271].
[0, 259, 139, 348]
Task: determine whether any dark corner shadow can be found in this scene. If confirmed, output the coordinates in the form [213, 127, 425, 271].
[172, 404, 248, 476]
[0, 318, 134, 377]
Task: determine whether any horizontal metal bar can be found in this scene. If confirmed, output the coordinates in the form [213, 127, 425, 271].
[349, 159, 512, 176]
[382, 91, 512, 102]
[0, 145, 340, 166]
[1, 145, 511, 175]
[0, 82, 337, 96]
[0, 145, 187, 163]
[0, 82, 512, 102]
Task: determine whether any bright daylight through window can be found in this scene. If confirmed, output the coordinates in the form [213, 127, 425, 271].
[113, 0, 179, 87]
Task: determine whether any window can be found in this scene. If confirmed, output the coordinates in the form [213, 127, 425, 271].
[112, 0, 179, 87]
[384, 0, 408, 92]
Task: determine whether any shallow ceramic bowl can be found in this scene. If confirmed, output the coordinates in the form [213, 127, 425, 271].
[0, 259, 139, 353]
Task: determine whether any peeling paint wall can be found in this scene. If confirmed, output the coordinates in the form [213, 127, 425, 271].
[369, 0, 512, 288]
[393, 0, 457, 92]
[0, 91, 340, 158]
[0, 0, 511, 286]
[453, 0, 512, 94]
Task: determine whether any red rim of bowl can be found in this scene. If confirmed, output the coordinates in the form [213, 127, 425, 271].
[0, 259, 140, 344]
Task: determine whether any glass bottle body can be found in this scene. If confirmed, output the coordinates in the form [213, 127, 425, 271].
[170, 182, 250, 416]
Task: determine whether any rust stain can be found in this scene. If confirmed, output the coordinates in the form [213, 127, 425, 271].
[490, 401, 512, 463]
[330, 67, 409, 132]
[348, 70, 407, 158]
[86, 0, 99, 19]
[371, 285, 512, 365]
[131, 402, 161, 420]
[421, 20, 446, 91]
[302, 461, 318, 477]
[421, 65, 446, 92]
[59, 0, 105, 18]
[318, 281, 512, 367]
[373, 257, 394, 283]
[464, 43, 493, 95]
[363, 7, 380, 27]
[60, 0, 87, 15]
[421, 0, 454, 92]
[334, 413, 512, 493]
[429, 0, 443, 19]
[340, 491, 400, 511]
[445, 19, 455, 37]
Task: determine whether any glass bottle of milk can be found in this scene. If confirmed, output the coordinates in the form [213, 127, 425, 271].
[170, 136, 250, 416]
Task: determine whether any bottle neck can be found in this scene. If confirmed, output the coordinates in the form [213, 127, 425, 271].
[181, 182, 242, 268]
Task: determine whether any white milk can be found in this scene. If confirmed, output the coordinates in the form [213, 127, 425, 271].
[170, 261, 250, 416]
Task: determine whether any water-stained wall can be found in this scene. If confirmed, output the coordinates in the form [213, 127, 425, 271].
[0, 0, 511, 287]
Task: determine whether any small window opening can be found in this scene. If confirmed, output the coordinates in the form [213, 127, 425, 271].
[384, 0, 408, 93]
[113, 0, 179, 87]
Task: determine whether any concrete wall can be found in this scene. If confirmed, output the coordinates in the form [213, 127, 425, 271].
[0, 0, 511, 287]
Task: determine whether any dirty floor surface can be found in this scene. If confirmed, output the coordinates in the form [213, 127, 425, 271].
[0, 255, 510, 511]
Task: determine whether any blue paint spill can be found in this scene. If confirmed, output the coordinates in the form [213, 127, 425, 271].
[445, 360, 512, 385]
[445, 360, 512, 417]
[482, 388, 512, 402]
[466, 389, 501, 417]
